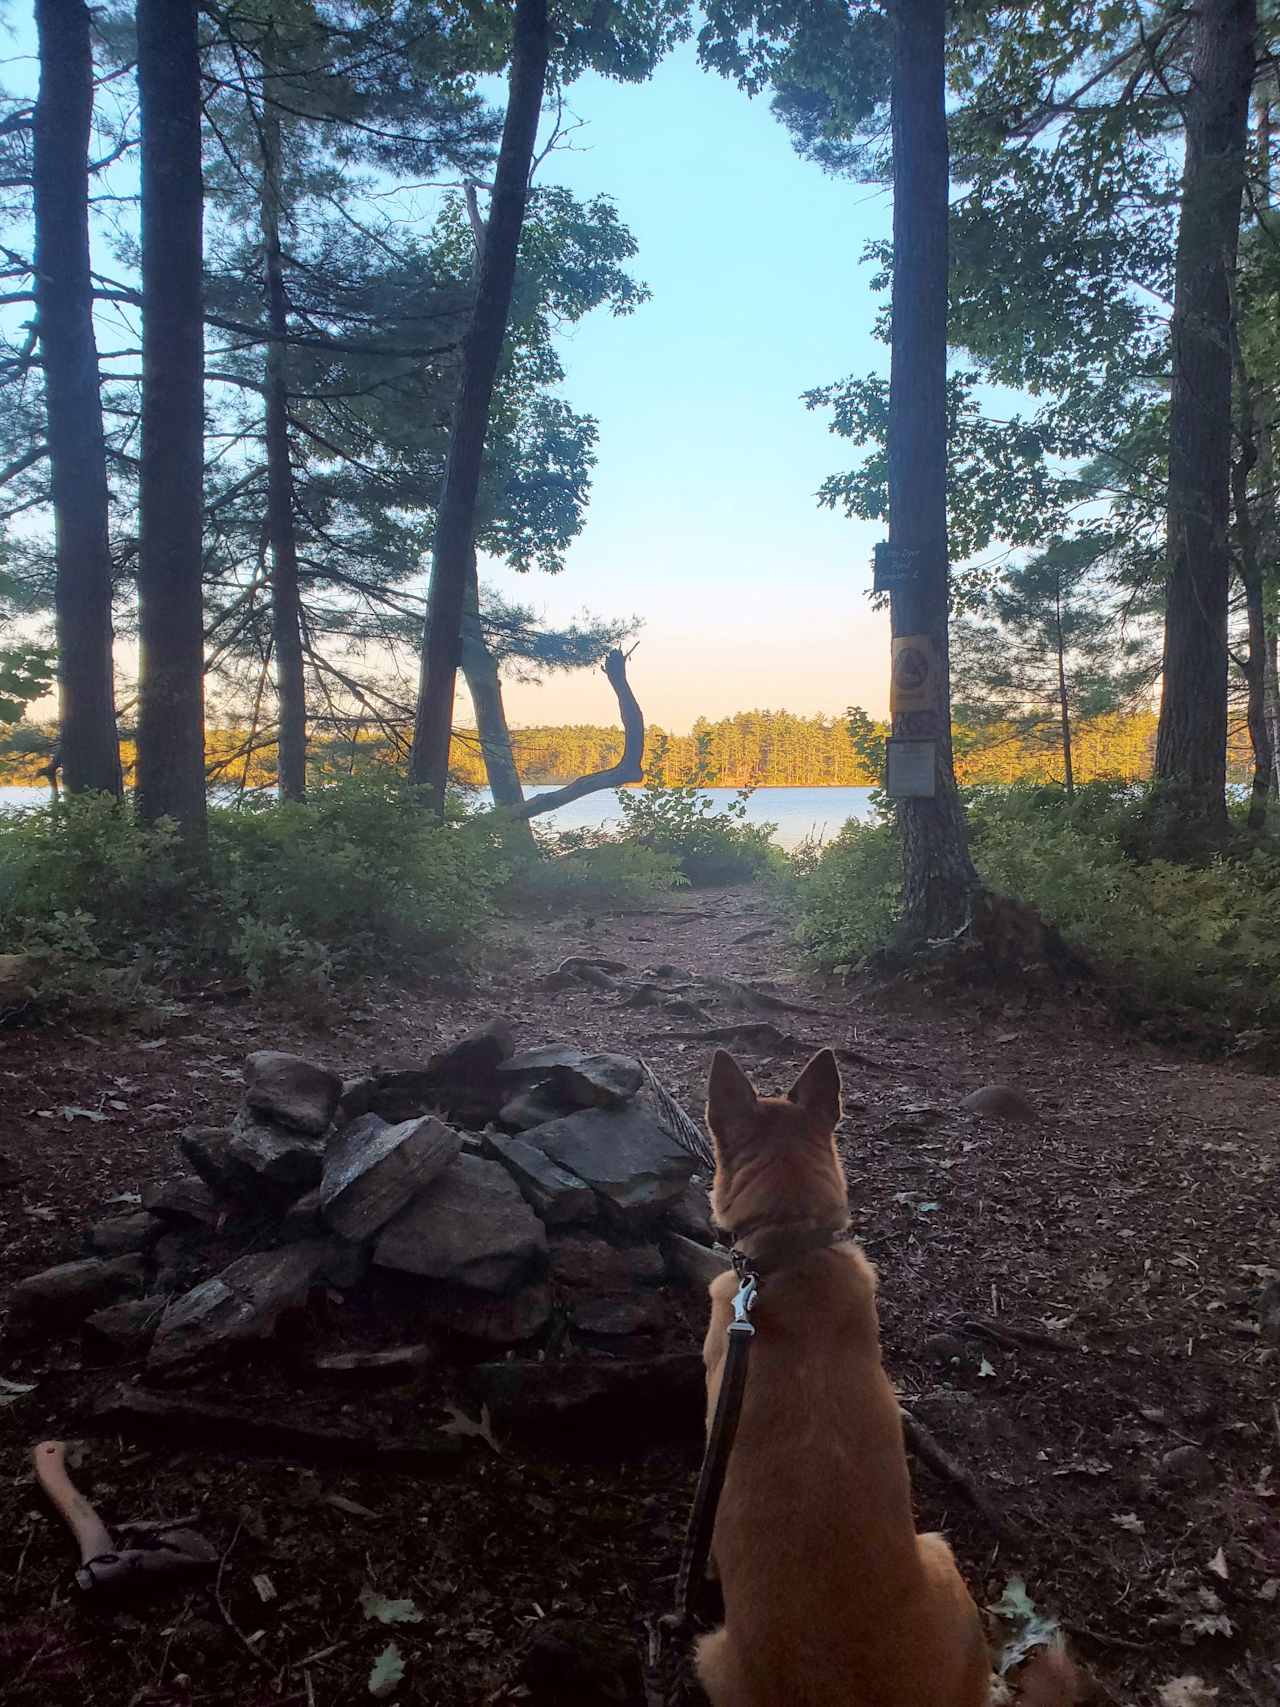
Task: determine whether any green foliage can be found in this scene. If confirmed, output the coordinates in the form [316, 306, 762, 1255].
[506, 826, 684, 910]
[616, 764, 782, 887]
[0, 643, 54, 725]
[796, 783, 1280, 1032]
[0, 778, 501, 999]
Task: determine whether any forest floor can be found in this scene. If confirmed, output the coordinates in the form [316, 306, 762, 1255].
[1, 885, 1278, 1707]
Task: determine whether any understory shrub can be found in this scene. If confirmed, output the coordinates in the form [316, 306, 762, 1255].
[616, 777, 782, 886]
[506, 826, 684, 910]
[0, 776, 502, 997]
[794, 785, 1280, 1030]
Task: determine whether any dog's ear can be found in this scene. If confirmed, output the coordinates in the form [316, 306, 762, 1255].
[787, 1049, 842, 1127]
[706, 1050, 758, 1136]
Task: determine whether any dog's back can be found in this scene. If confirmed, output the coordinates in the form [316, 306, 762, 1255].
[695, 1049, 1067, 1707]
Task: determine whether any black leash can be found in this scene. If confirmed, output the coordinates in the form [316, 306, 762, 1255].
[643, 1262, 758, 1707]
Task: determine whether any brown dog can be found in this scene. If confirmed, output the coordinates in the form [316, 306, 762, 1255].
[697, 1048, 1077, 1707]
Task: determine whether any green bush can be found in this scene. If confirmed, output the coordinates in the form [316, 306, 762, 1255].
[793, 818, 902, 966]
[507, 826, 684, 910]
[616, 778, 782, 886]
[0, 777, 503, 998]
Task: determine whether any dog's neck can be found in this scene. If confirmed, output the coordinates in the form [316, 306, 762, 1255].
[721, 1214, 852, 1277]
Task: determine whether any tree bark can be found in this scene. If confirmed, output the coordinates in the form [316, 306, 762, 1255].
[134, 0, 207, 841]
[459, 548, 530, 822]
[1055, 596, 1075, 800]
[512, 649, 644, 819]
[888, 0, 980, 941]
[408, 0, 549, 816]
[32, 0, 121, 797]
[260, 80, 306, 801]
[1153, 0, 1256, 846]
[1231, 404, 1271, 830]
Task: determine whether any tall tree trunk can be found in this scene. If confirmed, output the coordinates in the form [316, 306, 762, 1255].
[260, 82, 306, 801]
[134, 0, 207, 840]
[408, 0, 549, 817]
[459, 549, 529, 816]
[1055, 592, 1075, 799]
[32, 0, 121, 797]
[1153, 0, 1256, 846]
[1267, 623, 1280, 797]
[1231, 408, 1271, 830]
[888, 0, 980, 941]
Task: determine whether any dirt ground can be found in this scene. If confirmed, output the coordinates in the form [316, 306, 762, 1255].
[1, 886, 1278, 1706]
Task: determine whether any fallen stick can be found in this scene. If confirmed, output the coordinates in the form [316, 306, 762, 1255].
[899, 1407, 1017, 1542]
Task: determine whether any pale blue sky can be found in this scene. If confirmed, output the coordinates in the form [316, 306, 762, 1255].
[491, 39, 894, 729]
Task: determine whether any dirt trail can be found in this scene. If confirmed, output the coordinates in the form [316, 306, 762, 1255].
[1, 886, 1278, 1705]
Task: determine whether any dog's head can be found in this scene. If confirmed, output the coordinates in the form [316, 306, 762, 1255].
[705, 1048, 848, 1244]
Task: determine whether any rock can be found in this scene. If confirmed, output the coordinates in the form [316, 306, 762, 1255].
[87, 1211, 164, 1258]
[483, 1133, 596, 1226]
[83, 1296, 166, 1358]
[921, 1332, 976, 1368]
[667, 1177, 714, 1243]
[318, 1241, 369, 1291]
[309, 1345, 435, 1385]
[498, 1086, 573, 1131]
[148, 1241, 332, 1377]
[497, 1047, 642, 1111]
[532, 1106, 694, 1225]
[418, 1280, 551, 1345]
[358, 1069, 446, 1125]
[280, 1186, 324, 1240]
[320, 1113, 461, 1242]
[227, 1109, 324, 1195]
[664, 1233, 730, 1291]
[243, 1050, 341, 1136]
[179, 1125, 238, 1193]
[468, 1351, 705, 1446]
[0, 951, 42, 1011]
[960, 1084, 1038, 1123]
[153, 1230, 205, 1293]
[549, 1232, 664, 1290]
[550, 958, 617, 990]
[1158, 1444, 1216, 1489]
[374, 1154, 546, 1293]
[570, 1293, 666, 1336]
[142, 1176, 227, 1229]
[337, 1075, 378, 1123]
[428, 1016, 515, 1081]
[7, 1255, 146, 1333]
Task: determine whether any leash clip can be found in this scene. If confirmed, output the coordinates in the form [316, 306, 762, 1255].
[729, 1272, 757, 1336]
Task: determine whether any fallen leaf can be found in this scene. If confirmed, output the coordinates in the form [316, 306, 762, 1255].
[988, 1577, 1061, 1675]
[324, 1493, 381, 1520]
[359, 1587, 422, 1626]
[59, 1105, 106, 1123]
[1206, 1547, 1228, 1580]
[1157, 1681, 1218, 1707]
[252, 1573, 277, 1604]
[0, 1376, 36, 1405]
[978, 1357, 998, 1379]
[1111, 1512, 1146, 1534]
[1180, 1612, 1233, 1642]
[439, 1402, 502, 1455]
[1256, 1579, 1278, 1602]
[368, 1642, 405, 1699]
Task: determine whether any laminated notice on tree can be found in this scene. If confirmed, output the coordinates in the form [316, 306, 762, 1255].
[889, 635, 936, 716]
[885, 738, 937, 798]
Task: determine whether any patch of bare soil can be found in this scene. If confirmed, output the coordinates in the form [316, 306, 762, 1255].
[1, 887, 1278, 1705]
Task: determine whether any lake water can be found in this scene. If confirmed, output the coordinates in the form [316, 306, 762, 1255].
[0, 783, 876, 850]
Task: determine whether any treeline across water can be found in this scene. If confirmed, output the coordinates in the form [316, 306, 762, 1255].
[3, 707, 1257, 793]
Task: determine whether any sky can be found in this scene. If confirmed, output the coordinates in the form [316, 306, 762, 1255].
[3, 10, 897, 734]
[488, 40, 895, 730]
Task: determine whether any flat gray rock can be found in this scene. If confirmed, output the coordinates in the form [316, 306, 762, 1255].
[571, 1293, 666, 1336]
[483, 1133, 596, 1226]
[87, 1211, 164, 1258]
[664, 1234, 730, 1291]
[373, 1154, 546, 1293]
[142, 1176, 226, 1228]
[83, 1296, 166, 1358]
[244, 1051, 341, 1135]
[279, 1185, 323, 1240]
[548, 1232, 665, 1290]
[227, 1109, 324, 1195]
[179, 1125, 237, 1192]
[666, 1177, 714, 1243]
[7, 1255, 146, 1332]
[310, 1344, 435, 1384]
[532, 1106, 694, 1225]
[418, 1279, 551, 1345]
[148, 1241, 332, 1376]
[320, 1113, 461, 1242]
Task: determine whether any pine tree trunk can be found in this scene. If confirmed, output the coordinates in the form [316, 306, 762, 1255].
[408, 0, 549, 816]
[260, 87, 306, 801]
[459, 548, 528, 816]
[32, 0, 121, 798]
[1153, 0, 1256, 847]
[888, 0, 980, 942]
[134, 0, 207, 841]
[1266, 621, 1280, 798]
